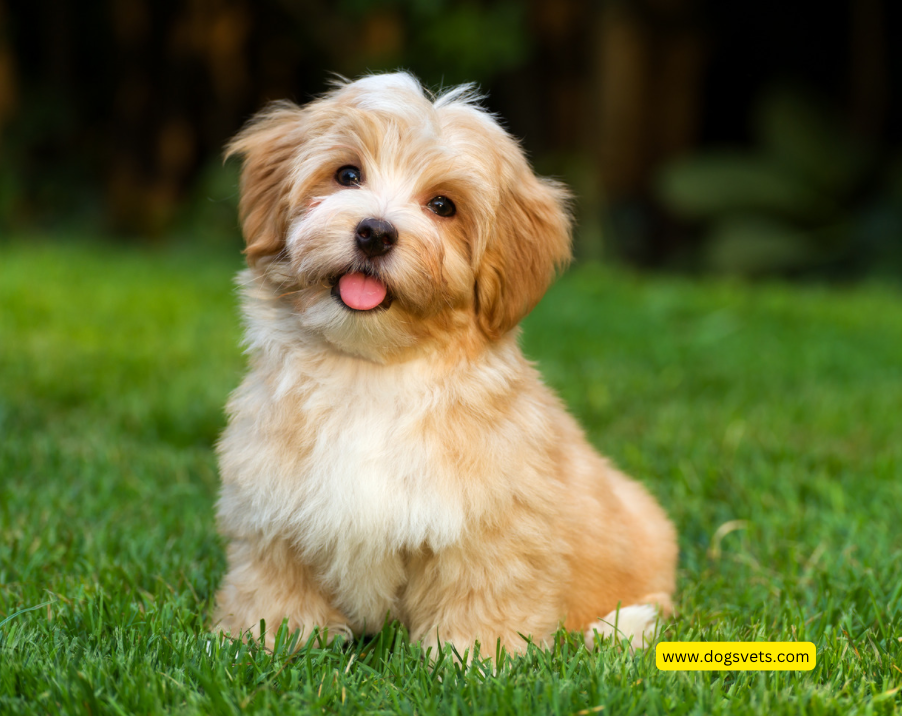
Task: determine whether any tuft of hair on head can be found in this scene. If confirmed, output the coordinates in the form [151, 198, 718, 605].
[224, 101, 306, 267]
[433, 82, 486, 111]
[333, 70, 424, 96]
[326, 71, 430, 115]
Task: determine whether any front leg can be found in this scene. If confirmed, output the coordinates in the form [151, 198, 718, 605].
[214, 537, 351, 648]
[403, 534, 566, 661]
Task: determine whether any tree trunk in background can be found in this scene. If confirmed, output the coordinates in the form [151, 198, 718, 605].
[588, 0, 705, 263]
[0, 0, 16, 148]
[849, 0, 888, 140]
[521, 0, 601, 260]
[106, 0, 253, 232]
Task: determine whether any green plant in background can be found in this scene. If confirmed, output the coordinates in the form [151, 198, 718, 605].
[337, 0, 529, 86]
[655, 85, 902, 277]
[174, 159, 244, 251]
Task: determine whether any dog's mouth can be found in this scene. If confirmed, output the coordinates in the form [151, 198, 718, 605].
[331, 271, 394, 312]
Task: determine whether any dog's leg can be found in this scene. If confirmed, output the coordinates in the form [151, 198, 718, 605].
[403, 541, 565, 663]
[214, 538, 351, 649]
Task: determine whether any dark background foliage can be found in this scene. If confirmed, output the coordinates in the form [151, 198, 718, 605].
[1, 0, 900, 276]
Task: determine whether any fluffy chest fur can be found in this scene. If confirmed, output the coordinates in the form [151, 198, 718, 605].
[216, 329, 533, 627]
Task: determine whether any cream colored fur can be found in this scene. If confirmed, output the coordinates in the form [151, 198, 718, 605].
[214, 72, 677, 657]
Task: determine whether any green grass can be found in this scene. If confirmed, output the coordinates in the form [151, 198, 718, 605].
[1, 238, 900, 715]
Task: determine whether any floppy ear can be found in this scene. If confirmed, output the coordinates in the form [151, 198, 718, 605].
[225, 102, 307, 267]
[475, 173, 573, 339]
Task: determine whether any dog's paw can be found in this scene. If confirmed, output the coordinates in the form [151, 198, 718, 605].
[584, 603, 663, 651]
[419, 632, 481, 666]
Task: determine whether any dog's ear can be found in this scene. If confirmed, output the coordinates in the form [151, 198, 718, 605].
[475, 171, 572, 339]
[225, 102, 306, 267]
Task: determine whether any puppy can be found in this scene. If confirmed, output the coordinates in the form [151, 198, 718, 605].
[214, 72, 677, 657]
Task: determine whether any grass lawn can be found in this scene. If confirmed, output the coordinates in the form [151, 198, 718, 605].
[1, 238, 900, 715]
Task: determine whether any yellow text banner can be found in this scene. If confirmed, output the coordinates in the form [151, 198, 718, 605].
[656, 642, 816, 671]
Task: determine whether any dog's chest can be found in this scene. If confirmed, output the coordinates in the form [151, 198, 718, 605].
[282, 380, 465, 626]
[297, 390, 464, 550]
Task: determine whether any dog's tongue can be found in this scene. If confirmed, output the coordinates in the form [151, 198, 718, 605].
[338, 272, 387, 311]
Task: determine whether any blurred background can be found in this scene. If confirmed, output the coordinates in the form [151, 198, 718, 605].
[1, 0, 901, 278]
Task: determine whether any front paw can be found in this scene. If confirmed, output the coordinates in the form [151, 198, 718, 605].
[419, 628, 543, 665]
[215, 611, 352, 651]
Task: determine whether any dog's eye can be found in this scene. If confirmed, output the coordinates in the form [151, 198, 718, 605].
[335, 166, 362, 187]
[426, 196, 456, 217]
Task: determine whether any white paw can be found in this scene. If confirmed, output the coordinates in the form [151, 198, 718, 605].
[585, 604, 662, 650]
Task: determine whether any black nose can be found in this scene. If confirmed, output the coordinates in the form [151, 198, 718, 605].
[355, 218, 398, 258]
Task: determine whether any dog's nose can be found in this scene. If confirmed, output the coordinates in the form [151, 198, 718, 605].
[355, 218, 398, 258]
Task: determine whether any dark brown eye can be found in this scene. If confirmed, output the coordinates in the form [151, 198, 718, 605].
[426, 196, 456, 217]
[336, 165, 362, 186]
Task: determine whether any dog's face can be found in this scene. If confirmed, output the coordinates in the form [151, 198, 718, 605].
[228, 73, 571, 362]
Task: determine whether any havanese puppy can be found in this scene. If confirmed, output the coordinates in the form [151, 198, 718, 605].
[214, 72, 677, 658]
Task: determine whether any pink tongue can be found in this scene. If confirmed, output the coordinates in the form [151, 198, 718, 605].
[338, 272, 387, 310]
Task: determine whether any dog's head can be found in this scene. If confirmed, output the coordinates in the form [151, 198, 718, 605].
[227, 73, 571, 361]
